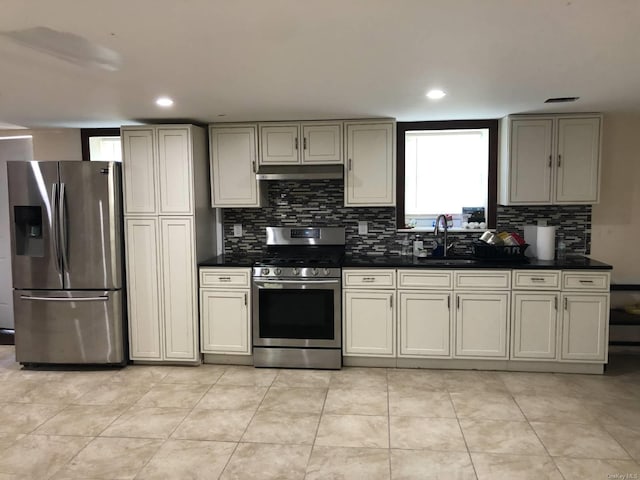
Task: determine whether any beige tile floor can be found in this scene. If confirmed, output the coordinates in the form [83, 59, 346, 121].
[0, 345, 639, 480]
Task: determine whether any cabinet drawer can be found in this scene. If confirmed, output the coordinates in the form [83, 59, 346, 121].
[343, 269, 396, 288]
[397, 270, 453, 290]
[562, 271, 610, 291]
[454, 270, 511, 290]
[199, 268, 251, 288]
[513, 270, 561, 290]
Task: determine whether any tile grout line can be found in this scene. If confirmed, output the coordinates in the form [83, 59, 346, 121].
[509, 382, 568, 480]
[448, 389, 480, 480]
[217, 367, 276, 480]
[301, 371, 330, 480]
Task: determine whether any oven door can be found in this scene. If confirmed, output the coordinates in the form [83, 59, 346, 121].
[252, 278, 341, 348]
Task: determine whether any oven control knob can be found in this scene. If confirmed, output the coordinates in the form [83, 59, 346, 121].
[274, 268, 282, 276]
[262, 268, 270, 275]
[311, 268, 319, 277]
[292, 268, 299, 276]
[323, 268, 330, 276]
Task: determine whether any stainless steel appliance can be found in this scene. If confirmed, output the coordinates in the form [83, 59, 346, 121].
[7, 161, 126, 365]
[252, 227, 345, 369]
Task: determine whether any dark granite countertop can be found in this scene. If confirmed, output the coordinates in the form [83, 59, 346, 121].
[199, 253, 263, 268]
[199, 253, 612, 270]
[342, 254, 612, 270]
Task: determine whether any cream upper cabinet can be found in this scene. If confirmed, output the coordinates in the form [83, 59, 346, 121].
[499, 114, 602, 205]
[258, 121, 343, 165]
[259, 124, 300, 165]
[345, 121, 396, 206]
[301, 122, 342, 163]
[209, 125, 261, 207]
[122, 125, 196, 215]
[122, 129, 157, 215]
[555, 117, 601, 203]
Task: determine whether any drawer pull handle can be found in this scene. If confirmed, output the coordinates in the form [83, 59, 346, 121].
[390, 295, 393, 309]
[447, 295, 450, 310]
[531, 277, 546, 282]
[457, 296, 460, 309]
[219, 277, 232, 282]
[554, 296, 558, 310]
[244, 293, 247, 306]
[579, 279, 594, 284]
[362, 277, 376, 282]
[564, 297, 568, 310]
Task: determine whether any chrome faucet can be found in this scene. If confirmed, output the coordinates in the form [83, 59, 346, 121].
[434, 214, 450, 257]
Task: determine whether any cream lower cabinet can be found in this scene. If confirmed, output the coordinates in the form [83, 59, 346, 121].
[560, 271, 610, 362]
[454, 292, 510, 358]
[126, 217, 198, 362]
[511, 293, 559, 360]
[511, 270, 561, 360]
[398, 291, 452, 357]
[560, 293, 609, 362]
[343, 269, 396, 357]
[397, 269, 453, 358]
[125, 218, 162, 360]
[453, 270, 510, 359]
[199, 268, 252, 355]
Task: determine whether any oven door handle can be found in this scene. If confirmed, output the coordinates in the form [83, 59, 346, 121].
[254, 279, 340, 285]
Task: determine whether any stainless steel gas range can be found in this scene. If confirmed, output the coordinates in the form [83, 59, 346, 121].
[252, 227, 345, 369]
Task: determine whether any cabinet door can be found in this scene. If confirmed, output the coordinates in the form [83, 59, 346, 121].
[555, 117, 601, 203]
[259, 124, 300, 164]
[343, 290, 395, 356]
[508, 119, 553, 204]
[210, 126, 261, 207]
[157, 128, 193, 214]
[302, 123, 342, 164]
[160, 217, 197, 361]
[122, 128, 157, 214]
[560, 293, 609, 362]
[200, 289, 251, 354]
[345, 122, 395, 206]
[398, 291, 451, 357]
[454, 292, 509, 358]
[125, 218, 162, 360]
[512, 293, 559, 360]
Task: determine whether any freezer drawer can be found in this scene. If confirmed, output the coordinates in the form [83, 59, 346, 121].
[14, 290, 126, 365]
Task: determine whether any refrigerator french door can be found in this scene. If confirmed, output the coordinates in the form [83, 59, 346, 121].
[8, 161, 126, 365]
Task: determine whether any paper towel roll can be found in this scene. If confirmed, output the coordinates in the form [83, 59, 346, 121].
[536, 226, 556, 261]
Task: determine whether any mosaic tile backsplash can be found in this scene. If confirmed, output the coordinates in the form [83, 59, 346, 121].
[222, 180, 591, 256]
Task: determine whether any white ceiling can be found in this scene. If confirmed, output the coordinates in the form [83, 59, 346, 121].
[1, 0, 639, 128]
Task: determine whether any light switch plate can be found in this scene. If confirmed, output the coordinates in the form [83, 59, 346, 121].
[233, 224, 242, 237]
[358, 221, 368, 235]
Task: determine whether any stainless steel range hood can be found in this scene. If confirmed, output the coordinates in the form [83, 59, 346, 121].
[256, 165, 344, 180]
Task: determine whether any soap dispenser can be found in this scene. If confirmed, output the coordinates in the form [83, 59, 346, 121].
[413, 234, 425, 257]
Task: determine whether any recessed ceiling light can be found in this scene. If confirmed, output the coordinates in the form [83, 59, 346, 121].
[155, 96, 174, 107]
[426, 89, 446, 100]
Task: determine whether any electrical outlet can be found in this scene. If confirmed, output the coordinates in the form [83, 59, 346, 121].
[358, 221, 368, 235]
[233, 224, 242, 237]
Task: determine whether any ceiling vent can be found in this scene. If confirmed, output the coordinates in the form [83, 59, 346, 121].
[544, 96, 580, 103]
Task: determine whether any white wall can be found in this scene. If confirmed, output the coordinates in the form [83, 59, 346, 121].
[591, 113, 640, 284]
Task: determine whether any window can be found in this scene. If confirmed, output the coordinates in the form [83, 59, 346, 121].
[397, 120, 498, 230]
[81, 128, 121, 161]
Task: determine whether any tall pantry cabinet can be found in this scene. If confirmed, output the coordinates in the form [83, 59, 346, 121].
[122, 125, 217, 363]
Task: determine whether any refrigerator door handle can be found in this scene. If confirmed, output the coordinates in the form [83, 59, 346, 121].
[20, 295, 109, 302]
[59, 182, 70, 272]
[51, 183, 62, 274]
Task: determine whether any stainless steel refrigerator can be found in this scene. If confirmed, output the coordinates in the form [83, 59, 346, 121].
[7, 160, 126, 365]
